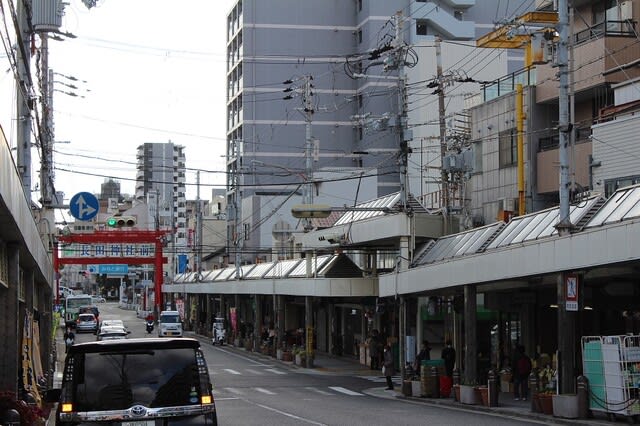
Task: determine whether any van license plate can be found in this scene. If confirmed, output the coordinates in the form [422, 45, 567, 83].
[122, 421, 154, 426]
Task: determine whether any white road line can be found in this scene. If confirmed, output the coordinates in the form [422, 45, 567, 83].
[223, 368, 242, 375]
[328, 386, 363, 396]
[254, 387, 276, 395]
[304, 386, 333, 396]
[214, 346, 271, 366]
[251, 402, 327, 425]
[224, 387, 245, 395]
[245, 368, 264, 375]
[265, 368, 286, 375]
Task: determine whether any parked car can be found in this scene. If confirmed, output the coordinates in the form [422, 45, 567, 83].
[158, 310, 183, 337]
[76, 313, 98, 333]
[91, 296, 106, 303]
[45, 338, 217, 425]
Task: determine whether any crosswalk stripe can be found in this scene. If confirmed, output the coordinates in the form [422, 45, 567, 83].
[245, 369, 264, 375]
[264, 368, 286, 375]
[223, 368, 242, 375]
[224, 387, 245, 395]
[329, 386, 364, 396]
[254, 387, 276, 395]
[304, 387, 333, 396]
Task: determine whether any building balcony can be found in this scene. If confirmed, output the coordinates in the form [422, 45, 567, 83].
[536, 140, 592, 194]
[537, 22, 640, 103]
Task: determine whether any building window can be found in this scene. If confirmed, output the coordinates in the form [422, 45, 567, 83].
[357, 0, 362, 11]
[416, 20, 427, 36]
[357, 93, 363, 108]
[357, 29, 362, 44]
[243, 223, 250, 240]
[454, 10, 463, 21]
[604, 175, 640, 197]
[499, 129, 517, 168]
[358, 126, 363, 140]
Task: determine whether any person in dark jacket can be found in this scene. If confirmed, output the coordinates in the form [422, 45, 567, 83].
[63, 327, 75, 353]
[414, 340, 431, 372]
[512, 344, 532, 401]
[383, 344, 395, 390]
[441, 339, 456, 377]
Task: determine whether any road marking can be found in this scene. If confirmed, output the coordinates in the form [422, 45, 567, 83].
[251, 401, 327, 425]
[245, 368, 264, 375]
[224, 387, 245, 395]
[304, 387, 333, 396]
[265, 368, 286, 375]
[254, 387, 276, 395]
[328, 386, 363, 396]
[214, 346, 270, 366]
[223, 368, 241, 375]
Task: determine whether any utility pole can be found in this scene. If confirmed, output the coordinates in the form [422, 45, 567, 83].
[233, 139, 243, 277]
[391, 9, 409, 384]
[435, 38, 449, 234]
[16, 0, 32, 199]
[195, 171, 202, 276]
[302, 75, 315, 232]
[557, 0, 571, 233]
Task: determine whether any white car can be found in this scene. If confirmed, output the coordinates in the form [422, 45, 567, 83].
[96, 325, 129, 341]
[91, 296, 106, 303]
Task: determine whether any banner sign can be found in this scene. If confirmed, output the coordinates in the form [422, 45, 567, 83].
[565, 273, 579, 311]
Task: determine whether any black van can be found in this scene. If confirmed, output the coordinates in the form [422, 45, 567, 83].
[46, 338, 217, 425]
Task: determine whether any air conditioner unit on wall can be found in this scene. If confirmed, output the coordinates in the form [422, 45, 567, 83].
[498, 197, 515, 212]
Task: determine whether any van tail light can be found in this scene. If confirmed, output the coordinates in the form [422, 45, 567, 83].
[61, 403, 73, 413]
[195, 350, 214, 405]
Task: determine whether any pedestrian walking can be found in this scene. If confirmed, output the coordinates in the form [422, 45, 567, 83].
[383, 344, 395, 390]
[441, 339, 456, 377]
[512, 344, 532, 401]
[63, 327, 75, 353]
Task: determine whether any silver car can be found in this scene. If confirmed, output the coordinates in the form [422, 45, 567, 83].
[76, 313, 98, 333]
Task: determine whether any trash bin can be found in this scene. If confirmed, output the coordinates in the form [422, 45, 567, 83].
[421, 359, 445, 397]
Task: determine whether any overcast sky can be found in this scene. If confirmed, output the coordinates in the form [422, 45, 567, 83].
[1, 0, 235, 214]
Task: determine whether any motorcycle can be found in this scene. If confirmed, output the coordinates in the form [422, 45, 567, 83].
[146, 320, 154, 334]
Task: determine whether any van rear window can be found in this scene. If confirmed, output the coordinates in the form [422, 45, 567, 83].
[160, 314, 180, 323]
[68, 348, 201, 411]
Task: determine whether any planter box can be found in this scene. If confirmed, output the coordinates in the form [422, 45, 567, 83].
[478, 386, 489, 406]
[538, 394, 554, 415]
[553, 394, 579, 419]
[412, 380, 422, 397]
[282, 352, 293, 362]
[453, 385, 460, 402]
[459, 385, 479, 405]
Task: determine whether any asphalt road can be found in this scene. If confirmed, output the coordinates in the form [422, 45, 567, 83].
[72, 303, 553, 426]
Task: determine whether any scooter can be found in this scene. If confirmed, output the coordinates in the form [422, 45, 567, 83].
[212, 327, 225, 345]
[146, 320, 154, 334]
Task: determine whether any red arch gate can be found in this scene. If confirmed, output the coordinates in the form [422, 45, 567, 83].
[53, 231, 167, 310]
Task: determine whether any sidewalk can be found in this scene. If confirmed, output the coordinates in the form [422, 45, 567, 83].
[184, 332, 619, 426]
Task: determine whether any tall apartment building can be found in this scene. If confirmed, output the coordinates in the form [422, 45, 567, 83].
[135, 142, 187, 250]
[226, 0, 534, 263]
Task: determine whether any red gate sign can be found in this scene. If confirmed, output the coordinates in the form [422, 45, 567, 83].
[565, 274, 578, 311]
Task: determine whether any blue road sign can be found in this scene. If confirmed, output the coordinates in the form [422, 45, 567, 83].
[97, 264, 129, 274]
[69, 192, 99, 221]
